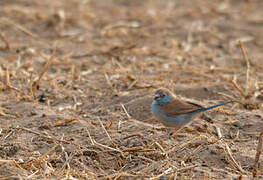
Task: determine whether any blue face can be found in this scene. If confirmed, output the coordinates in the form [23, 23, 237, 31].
[154, 93, 171, 106]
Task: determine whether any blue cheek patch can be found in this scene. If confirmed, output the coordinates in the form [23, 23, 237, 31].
[159, 95, 170, 106]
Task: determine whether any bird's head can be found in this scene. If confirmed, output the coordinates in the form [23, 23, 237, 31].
[154, 88, 174, 105]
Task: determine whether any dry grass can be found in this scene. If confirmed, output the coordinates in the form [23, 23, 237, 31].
[0, 0, 263, 179]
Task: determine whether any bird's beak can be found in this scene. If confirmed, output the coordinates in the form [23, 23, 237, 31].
[154, 94, 161, 100]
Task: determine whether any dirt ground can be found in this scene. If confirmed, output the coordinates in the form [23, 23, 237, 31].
[1, 0, 263, 179]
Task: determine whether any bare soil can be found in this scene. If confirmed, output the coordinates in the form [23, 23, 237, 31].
[1, 0, 263, 179]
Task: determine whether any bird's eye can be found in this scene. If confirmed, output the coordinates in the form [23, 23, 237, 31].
[160, 94, 165, 97]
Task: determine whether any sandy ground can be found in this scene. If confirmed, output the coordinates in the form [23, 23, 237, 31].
[1, 0, 263, 179]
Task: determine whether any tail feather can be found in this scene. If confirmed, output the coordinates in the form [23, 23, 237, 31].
[193, 100, 232, 113]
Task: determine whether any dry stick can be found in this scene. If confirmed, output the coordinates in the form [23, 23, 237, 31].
[113, 165, 128, 180]
[167, 135, 204, 154]
[239, 41, 250, 96]
[39, 144, 59, 160]
[216, 127, 222, 139]
[17, 127, 76, 145]
[137, 155, 155, 163]
[177, 164, 199, 172]
[122, 146, 154, 153]
[104, 172, 142, 179]
[0, 159, 14, 163]
[93, 140, 123, 154]
[56, 151, 75, 178]
[136, 159, 169, 174]
[121, 103, 131, 119]
[31, 48, 56, 98]
[155, 142, 168, 158]
[224, 141, 245, 173]
[217, 127, 245, 174]
[217, 92, 243, 105]
[0, 32, 10, 49]
[120, 103, 130, 131]
[27, 170, 39, 179]
[127, 79, 137, 90]
[149, 168, 172, 180]
[253, 128, 263, 177]
[97, 117, 114, 144]
[231, 80, 247, 99]
[5, 69, 20, 92]
[182, 144, 203, 163]
[1, 17, 38, 39]
[123, 134, 143, 140]
[130, 119, 165, 130]
[104, 73, 113, 89]
[86, 128, 94, 145]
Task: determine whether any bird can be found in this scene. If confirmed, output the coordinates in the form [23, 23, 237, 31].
[151, 87, 232, 133]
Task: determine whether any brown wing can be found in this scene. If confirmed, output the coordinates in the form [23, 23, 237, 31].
[160, 98, 203, 117]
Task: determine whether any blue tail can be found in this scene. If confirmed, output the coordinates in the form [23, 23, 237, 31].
[193, 100, 232, 114]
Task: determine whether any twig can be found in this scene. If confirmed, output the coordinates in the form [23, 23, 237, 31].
[253, 128, 263, 177]
[1, 17, 38, 39]
[217, 92, 243, 104]
[155, 142, 168, 158]
[224, 141, 244, 173]
[121, 103, 131, 119]
[86, 128, 94, 145]
[130, 119, 166, 130]
[5, 69, 20, 92]
[177, 164, 199, 172]
[27, 170, 39, 179]
[113, 165, 128, 180]
[56, 151, 75, 178]
[104, 73, 113, 89]
[239, 41, 250, 96]
[122, 146, 155, 153]
[17, 127, 75, 145]
[39, 144, 59, 160]
[0, 159, 14, 163]
[97, 117, 114, 144]
[231, 79, 247, 99]
[31, 48, 56, 98]
[119, 103, 130, 131]
[93, 140, 123, 154]
[103, 172, 144, 179]
[216, 127, 222, 139]
[0, 32, 10, 50]
[182, 144, 203, 163]
[137, 155, 155, 163]
[149, 168, 172, 180]
[123, 134, 143, 140]
[4, 129, 14, 139]
[167, 135, 204, 154]
[55, 118, 77, 126]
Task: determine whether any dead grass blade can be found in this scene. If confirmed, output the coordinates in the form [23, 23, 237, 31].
[1, 17, 38, 39]
[31, 48, 56, 98]
[56, 151, 75, 178]
[231, 79, 247, 99]
[0, 32, 10, 50]
[55, 118, 77, 126]
[97, 117, 114, 145]
[239, 41, 250, 96]
[253, 127, 263, 177]
[17, 127, 76, 145]
[223, 141, 245, 174]
[5, 68, 21, 92]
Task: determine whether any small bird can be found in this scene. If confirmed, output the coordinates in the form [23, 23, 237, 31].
[151, 88, 232, 133]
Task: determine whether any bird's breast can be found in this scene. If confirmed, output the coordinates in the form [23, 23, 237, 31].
[151, 101, 165, 119]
